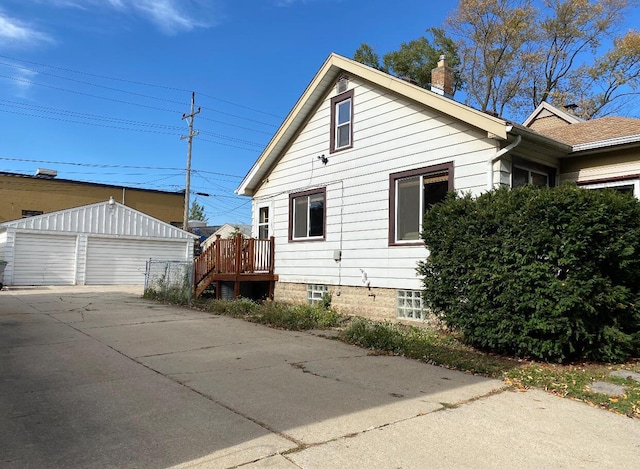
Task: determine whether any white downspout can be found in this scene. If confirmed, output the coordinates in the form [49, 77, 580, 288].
[488, 127, 521, 190]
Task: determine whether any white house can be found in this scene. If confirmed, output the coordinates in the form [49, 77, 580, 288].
[236, 53, 640, 321]
[0, 199, 197, 286]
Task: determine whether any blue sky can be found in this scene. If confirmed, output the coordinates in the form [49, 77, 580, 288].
[0, 1, 638, 226]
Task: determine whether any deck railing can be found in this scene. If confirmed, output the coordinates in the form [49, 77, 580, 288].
[194, 233, 275, 295]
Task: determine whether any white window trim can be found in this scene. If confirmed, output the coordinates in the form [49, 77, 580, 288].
[581, 179, 640, 198]
[255, 202, 272, 239]
[334, 98, 352, 151]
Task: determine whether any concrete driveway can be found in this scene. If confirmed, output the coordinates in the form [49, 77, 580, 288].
[1, 286, 639, 468]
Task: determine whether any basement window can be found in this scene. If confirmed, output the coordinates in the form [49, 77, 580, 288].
[397, 290, 425, 320]
[308, 284, 328, 305]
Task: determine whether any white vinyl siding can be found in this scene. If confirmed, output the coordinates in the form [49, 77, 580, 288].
[86, 238, 187, 285]
[13, 233, 76, 285]
[252, 77, 498, 290]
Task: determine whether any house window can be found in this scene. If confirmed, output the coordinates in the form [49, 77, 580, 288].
[258, 206, 270, 239]
[511, 158, 556, 189]
[330, 89, 354, 153]
[289, 188, 326, 241]
[397, 290, 425, 320]
[580, 178, 640, 199]
[307, 284, 328, 305]
[389, 163, 453, 245]
[21, 210, 43, 218]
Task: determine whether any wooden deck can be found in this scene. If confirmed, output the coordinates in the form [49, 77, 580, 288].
[194, 233, 277, 299]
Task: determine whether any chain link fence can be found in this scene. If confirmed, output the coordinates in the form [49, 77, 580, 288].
[144, 259, 193, 302]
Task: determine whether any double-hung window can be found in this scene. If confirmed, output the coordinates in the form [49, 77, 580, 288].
[389, 163, 453, 245]
[289, 188, 326, 241]
[330, 89, 354, 153]
[257, 206, 270, 239]
[511, 157, 556, 189]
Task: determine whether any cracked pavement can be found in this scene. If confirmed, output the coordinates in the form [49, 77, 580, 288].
[1, 286, 639, 468]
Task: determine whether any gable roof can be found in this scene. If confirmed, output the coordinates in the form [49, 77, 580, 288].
[0, 199, 197, 239]
[522, 101, 583, 128]
[236, 53, 509, 196]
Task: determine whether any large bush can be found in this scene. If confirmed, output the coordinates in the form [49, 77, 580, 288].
[418, 184, 640, 362]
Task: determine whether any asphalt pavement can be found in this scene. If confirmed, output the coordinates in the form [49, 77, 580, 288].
[1, 286, 638, 468]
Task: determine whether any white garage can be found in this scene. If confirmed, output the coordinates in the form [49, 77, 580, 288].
[0, 200, 196, 286]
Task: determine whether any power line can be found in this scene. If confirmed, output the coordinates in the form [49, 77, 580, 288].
[0, 100, 268, 147]
[1, 73, 279, 127]
[0, 108, 180, 135]
[0, 156, 244, 177]
[0, 54, 284, 119]
[0, 98, 274, 136]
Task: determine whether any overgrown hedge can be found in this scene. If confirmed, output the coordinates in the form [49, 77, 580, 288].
[418, 184, 640, 362]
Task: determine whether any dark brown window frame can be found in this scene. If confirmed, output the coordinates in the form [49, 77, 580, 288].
[388, 162, 454, 246]
[330, 89, 354, 154]
[511, 156, 557, 188]
[288, 187, 327, 242]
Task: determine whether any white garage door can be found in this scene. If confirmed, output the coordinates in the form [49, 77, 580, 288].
[85, 238, 188, 285]
[13, 233, 77, 286]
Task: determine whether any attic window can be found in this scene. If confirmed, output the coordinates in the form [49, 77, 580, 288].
[330, 89, 354, 153]
[336, 76, 348, 94]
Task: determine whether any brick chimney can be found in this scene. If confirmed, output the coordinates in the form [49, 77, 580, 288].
[431, 55, 454, 97]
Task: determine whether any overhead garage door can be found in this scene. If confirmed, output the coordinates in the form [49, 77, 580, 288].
[13, 233, 77, 286]
[85, 238, 188, 285]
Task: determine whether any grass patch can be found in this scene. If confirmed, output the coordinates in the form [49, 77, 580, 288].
[505, 363, 640, 418]
[177, 297, 640, 417]
[200, 298, 341, 331]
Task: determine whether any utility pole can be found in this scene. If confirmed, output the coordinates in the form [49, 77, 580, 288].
[181, 92, 200, 230]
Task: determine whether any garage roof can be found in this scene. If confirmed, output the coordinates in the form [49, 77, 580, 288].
[0, 199, 198, 239]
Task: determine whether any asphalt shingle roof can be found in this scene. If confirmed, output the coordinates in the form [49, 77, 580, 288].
[535, 116, 640, 146]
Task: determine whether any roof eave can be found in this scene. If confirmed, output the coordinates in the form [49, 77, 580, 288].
[236, 53, 509, 196]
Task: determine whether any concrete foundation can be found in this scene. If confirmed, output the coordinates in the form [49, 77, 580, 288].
[274, 281, 441, 326]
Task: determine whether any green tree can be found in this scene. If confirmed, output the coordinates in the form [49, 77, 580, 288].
[353, 28, 463, 93]
[189, 200, 207, 223]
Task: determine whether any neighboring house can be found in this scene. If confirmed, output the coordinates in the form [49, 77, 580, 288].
[200, 224, 252, 251]
[0, 199, 196, 286]
[0, 170, 184, 225]
[236, 53, 640, 321]
[524, 102, 640, 197]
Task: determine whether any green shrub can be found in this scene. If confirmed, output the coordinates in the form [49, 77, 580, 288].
[418, 184, 640, 362]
